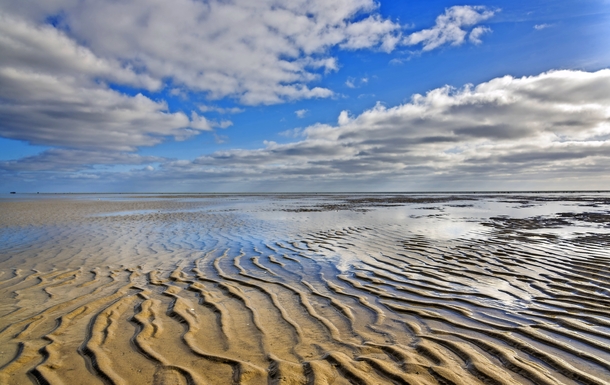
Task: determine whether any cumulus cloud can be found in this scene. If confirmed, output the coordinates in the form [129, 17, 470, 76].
[0, 0, 421, 158]
[405, 6, 497, 51]
[133, 69, 610, 189]
[0, 2, 497, 108]
[0, 14, 215, 151]
[295, 109, 309, 118]
[6, 68, 609, 190]
[0, 14, 160, 91]
[340, 14, 402, 52]
[0, 0, 407, 105]
[0, 1, 505, 189]
[0, 68, 202, 151]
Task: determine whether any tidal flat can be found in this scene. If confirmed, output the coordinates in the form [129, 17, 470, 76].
[0, 193, 609, 384]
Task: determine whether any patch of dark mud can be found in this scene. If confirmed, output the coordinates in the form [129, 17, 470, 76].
[483, 215, 572, 230]
[557, 211, 610, 226]
[570, 233, 610, 246]
[283, 204, 370, 213]
[280, 195, 475, 212]
[496, 194, 610, 205]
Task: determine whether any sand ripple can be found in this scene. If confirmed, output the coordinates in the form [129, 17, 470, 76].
[0, 196, 609, 384]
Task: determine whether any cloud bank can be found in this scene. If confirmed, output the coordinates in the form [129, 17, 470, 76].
[1, 0, 404, 105]
[8, 2, 580, 191]
[144, 69, 610, 190]
[7, 69, 607, 191]
[1, 2, 495, 106]
[0, 13, 212, 151]
[0, 149, 164, 172]
[0, 2, 496, 157]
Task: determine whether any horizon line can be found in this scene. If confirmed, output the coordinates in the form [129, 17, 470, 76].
[5, 190, 610, 195]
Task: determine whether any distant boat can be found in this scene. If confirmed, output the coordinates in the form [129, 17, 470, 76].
[10, 192, 16, 194]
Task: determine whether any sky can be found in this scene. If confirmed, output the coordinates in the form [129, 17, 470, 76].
[1, 0, 610, 192]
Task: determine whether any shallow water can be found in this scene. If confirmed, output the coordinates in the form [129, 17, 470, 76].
[0, 193, 609, 384]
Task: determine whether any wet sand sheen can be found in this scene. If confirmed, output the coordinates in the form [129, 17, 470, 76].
[0, 195, 609, 384]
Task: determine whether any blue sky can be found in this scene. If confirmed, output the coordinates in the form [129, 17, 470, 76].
[1, 0, 609, 192]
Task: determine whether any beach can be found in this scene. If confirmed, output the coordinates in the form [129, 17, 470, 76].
[0, 193, 609, 384]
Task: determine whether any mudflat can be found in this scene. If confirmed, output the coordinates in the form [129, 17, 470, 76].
[0, 193, 609, 384]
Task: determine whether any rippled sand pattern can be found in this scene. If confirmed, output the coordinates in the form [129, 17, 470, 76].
[1, 196, 609, 384]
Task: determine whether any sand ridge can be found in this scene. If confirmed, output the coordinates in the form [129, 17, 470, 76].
[0, 195, 609, 384]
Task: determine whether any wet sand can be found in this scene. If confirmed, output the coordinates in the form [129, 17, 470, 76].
[0, 193, 609, 384]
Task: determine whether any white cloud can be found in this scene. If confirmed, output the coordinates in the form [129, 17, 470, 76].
[534, 23, 553, 30]
[295, 109, 309, 118]
[0, 13, 214, 151]
[0, 2, 497, 109]
[131, 69, 610, 188]
[1, 0, 406, 105]
[217, 120, 233, 129]
[190, 112, 233, 130]
[278, 128, 304, 138]
[198, 105, 245, 114]
[170, 88, 188, 99]
[0, 13, 160, 91]
[0, 1, 504, 183]
[340, 15, 402, 52]
[0, 68, 205, 151]
[345, 76, 369, 88]
[469, 26, 491, 44]
[338, 110, 353, 126]
[405, 6, 497, 51]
